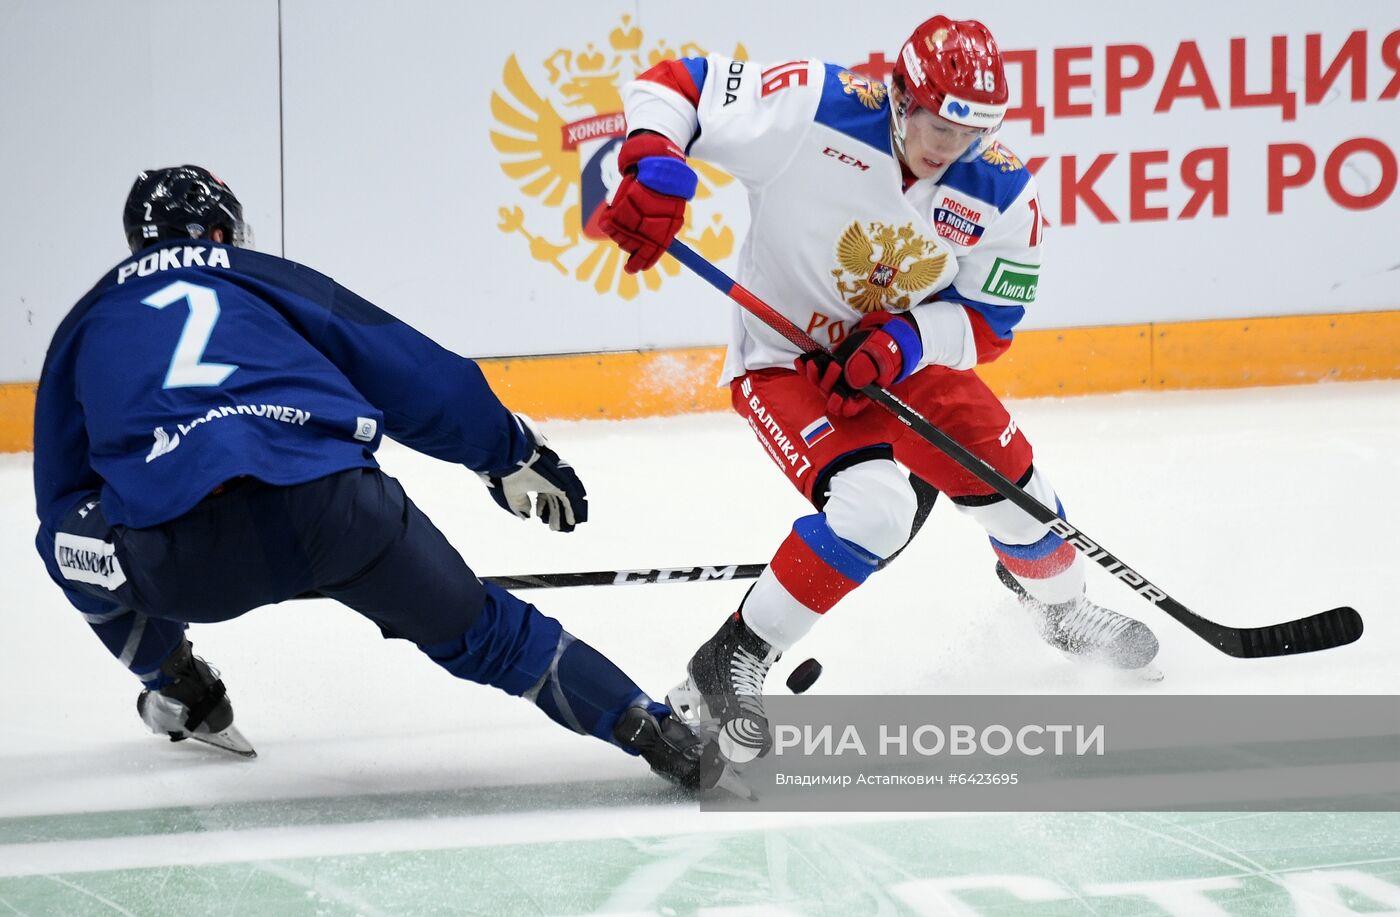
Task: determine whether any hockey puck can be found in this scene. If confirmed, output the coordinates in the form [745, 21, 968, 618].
[786, 657, 823, 694]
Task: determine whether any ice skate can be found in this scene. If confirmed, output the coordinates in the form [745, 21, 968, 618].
[668, 611, 779, 764]
[137, 641, 256, 758]
[996, 562, 1161, 675]
[612, 704, 726, 791]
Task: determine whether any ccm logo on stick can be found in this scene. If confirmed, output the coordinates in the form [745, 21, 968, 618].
[613, 566, 740, 584]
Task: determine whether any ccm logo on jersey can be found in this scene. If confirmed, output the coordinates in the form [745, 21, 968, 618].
[822, 147, 871, 172]
[933, 198, 985, 246]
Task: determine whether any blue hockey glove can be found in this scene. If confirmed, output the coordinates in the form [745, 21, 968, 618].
[482, 414, 589, 532]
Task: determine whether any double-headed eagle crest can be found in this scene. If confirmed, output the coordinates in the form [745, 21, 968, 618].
[981, 140, 1024, 173]
[489, 16, 740, 300]
[833, 221, 948, 313]
[836, 70, 887, 109]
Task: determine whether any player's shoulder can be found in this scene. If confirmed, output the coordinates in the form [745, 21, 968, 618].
[89, 243, 336, 315]
[939, 139, 1034, 215]
[227, 245, 337, 300]
[811, 62, 894, 155]
[48, 244, 208, 347]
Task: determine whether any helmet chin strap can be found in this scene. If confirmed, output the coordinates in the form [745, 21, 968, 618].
[890, 95, 911, 163]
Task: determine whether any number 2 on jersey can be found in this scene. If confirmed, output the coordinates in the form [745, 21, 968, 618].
[141, 280, 239, 388]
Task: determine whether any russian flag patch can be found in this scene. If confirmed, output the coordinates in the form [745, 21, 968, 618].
[800, 416, 835, 446]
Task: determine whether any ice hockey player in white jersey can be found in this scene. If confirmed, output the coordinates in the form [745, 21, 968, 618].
[600, 16, 1160, 762]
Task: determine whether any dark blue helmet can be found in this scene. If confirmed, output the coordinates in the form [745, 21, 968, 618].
[123, 165, 250, 253]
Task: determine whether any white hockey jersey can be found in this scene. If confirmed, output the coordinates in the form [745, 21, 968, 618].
[621, 56, 1044, 383]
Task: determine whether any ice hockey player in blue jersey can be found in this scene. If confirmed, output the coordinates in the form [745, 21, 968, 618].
[33, 165, 718, 789]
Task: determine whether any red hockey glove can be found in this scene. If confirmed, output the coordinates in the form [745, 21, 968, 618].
[795, 312, 924, 417]
[599, 132, 698, 274]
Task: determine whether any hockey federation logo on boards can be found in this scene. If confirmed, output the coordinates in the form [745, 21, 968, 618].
[489, 15, 742, 300]
[833, 221, 948, 313]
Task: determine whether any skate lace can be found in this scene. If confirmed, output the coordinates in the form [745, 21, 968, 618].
[1055, 599, 1134, 649]
[729, 647, 772, 718]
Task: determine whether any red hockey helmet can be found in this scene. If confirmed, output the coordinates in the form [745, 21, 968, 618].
[893, 16, 1009, 133]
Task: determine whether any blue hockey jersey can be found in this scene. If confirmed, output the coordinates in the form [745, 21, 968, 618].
[35, 241, 531, 564]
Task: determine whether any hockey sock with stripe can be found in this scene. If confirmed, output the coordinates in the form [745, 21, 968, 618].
[741, 512, 880, 650]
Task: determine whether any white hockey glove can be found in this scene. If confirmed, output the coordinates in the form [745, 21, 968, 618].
[481, 414, 589, 532]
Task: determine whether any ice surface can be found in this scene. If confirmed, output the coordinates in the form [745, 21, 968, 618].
[1, 382, 1397, 914]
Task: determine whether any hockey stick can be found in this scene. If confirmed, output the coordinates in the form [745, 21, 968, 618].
[484, 563, 765, 590]
[666, 239, 1364, 658]
[292, 564, 765, 600]
[493, 565, 822, 694]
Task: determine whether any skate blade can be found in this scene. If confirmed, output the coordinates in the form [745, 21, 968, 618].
[1058, 650, 1165, 683]
[712, 763, 758, 801]
[696, 740, 758, 801]
[188, 724, 257, 758]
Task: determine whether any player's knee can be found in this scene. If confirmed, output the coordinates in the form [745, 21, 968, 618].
[958, 464, 1061, 546]
[823, 460, 918, 558]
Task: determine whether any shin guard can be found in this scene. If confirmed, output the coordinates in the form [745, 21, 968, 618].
[420, 583, 649, 744]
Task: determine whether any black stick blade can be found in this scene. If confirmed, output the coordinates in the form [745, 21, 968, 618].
[1231, 607, 1364, 658]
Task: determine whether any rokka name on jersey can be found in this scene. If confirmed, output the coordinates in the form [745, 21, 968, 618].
[116, 245, 231, 284]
